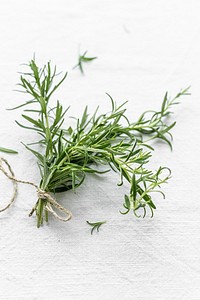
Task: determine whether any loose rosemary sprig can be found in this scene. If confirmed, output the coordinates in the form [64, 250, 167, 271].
[86, 221, 106, 234]
[73, 50, 97, 74]
[12, 58, 189, 227]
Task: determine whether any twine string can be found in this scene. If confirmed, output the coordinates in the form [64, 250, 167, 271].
[0, 157, 72, 222]
[0, 157, 17, 212]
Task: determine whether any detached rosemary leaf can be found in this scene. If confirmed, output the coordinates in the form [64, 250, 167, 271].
[0, 147, 18, 154]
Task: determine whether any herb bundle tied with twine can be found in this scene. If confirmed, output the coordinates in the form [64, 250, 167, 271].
[0, 58, 190, 228]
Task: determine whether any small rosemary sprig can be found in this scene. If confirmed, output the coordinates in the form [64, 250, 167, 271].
[11, 58, 189, 227]
[73, 50, 97, 74]
[86, 221, 106, 234]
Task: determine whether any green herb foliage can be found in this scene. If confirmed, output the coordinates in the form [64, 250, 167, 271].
[12, 58, 189, 227]
[73, 50, 97, 74]
[0, 147, 18, 154]
[86, 221, 106, 234]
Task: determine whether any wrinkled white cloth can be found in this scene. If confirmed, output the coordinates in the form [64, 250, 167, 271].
[0, 0, 200, 299]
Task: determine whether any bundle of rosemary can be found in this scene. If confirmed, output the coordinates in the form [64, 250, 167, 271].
[10, 59, 189, 227]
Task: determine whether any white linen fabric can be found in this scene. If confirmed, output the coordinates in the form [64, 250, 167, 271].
[0, 1, 200, 299]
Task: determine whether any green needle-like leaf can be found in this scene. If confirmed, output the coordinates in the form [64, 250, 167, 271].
[86, 221, 106, 234]
[73, 50, 97, 74]
[0, 147, 18, 154]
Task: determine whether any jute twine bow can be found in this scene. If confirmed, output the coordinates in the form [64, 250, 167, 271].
[0, 157, 72, 222]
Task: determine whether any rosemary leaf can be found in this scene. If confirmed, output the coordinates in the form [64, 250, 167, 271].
[86, 221, 106, 235]
[73, 50, 97, 74]
[0, 147, 18, 154]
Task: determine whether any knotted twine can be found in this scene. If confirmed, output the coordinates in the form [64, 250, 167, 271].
[0, 157, 72, 222]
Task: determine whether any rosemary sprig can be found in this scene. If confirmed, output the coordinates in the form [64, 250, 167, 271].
[0, 147, 18, 154]
[73, 50, 97, 74]
[130, 88, 190, 149]
[12, 58, 189, 227]
[86, 221, 106, 234]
